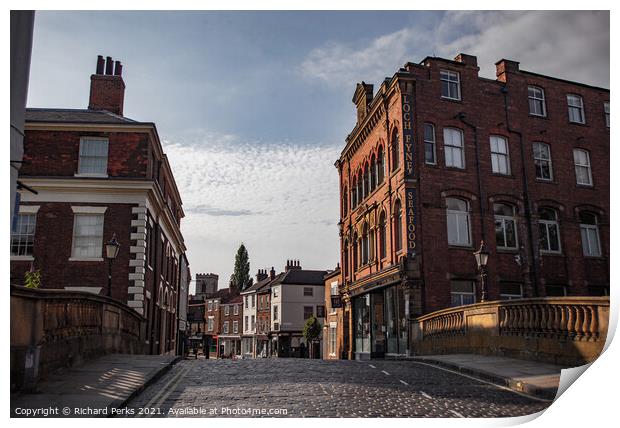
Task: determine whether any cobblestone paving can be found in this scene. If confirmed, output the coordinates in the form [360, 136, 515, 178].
[124, 358, 551, 418]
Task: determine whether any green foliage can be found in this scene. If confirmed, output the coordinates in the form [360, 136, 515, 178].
[24, 270, 41, 289]
[303, 315, 322, 343]
[232, 243, 251, 291]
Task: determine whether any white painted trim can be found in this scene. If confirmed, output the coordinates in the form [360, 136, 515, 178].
[68, 257, 104, 262]
[330, 322, 338, 328]
[18, 205, 40, 214]
[71, 206, 108, 214]
[11, 255, 34, 261]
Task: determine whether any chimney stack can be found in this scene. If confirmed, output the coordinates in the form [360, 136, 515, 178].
[256, 269, 268, 283]
[285, 259, 302, 271]
[88, 54, 126, 116]
[270, 267, 275, 280]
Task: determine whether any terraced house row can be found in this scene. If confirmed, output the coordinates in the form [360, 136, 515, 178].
[324, 53, 609, 361]
[187, 261, 327, 359]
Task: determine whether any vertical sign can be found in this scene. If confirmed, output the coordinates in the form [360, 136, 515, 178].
[401, 93, 414, 178]
[401, 91, 417, 256]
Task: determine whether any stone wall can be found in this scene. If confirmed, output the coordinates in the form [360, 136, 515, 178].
[410, 296, 609, 367]
[10, 285, 146, 392]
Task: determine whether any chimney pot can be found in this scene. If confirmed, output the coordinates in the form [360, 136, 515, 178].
[96, 55, 105, 74]
[114, 61, 122, 76]
[105, 56, 113, 75]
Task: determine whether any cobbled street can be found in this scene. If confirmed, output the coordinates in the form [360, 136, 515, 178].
[124, 358, 551, 418]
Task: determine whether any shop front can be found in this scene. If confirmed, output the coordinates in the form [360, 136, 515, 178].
[353, 283, 408, 360]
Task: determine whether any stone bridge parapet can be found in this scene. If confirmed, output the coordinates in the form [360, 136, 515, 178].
[411, 297, 609, 366]
[10, 285, 146, 391]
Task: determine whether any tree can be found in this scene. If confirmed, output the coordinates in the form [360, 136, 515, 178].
[231, 243, 251, 291]
[302, 315, 322, 359]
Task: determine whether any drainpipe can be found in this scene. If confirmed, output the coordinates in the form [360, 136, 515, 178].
[501, 86, 539, 297]
[383, 92, 394, 261]
[456, 113, 485, 241]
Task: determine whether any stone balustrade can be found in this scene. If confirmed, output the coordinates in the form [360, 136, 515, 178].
[411, 297, 609, 366]
[10, 285, 146, 391]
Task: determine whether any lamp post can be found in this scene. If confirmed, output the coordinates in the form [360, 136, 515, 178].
[105, 234, 121, 298]
[473, 240, 490, 302]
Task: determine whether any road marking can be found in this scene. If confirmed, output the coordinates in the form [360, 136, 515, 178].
[138, 366, 189, 417]
[381, 370, 390, 376]
[369, 364, 376, 369]
[399, 379, 408, 385]
[410, 360, 551, 403]
[420, 391, 433, 399]
[148, 366, 190, 416]
[449, 409, 465, 418]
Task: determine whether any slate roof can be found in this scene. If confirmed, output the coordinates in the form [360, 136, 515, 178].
[271, 269, 327, 286]
[25, 108, 142, 124]
[241, 275, 275, 294]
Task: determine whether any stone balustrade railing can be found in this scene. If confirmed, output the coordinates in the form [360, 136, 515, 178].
[411, 297, 609, 366]
[11, 285, 146, 392]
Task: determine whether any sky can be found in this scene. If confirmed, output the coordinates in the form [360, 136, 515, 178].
[26, 11, 610, 292]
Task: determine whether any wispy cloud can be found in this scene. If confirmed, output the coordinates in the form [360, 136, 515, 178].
[300, 11, 609, 89]
[162, 135, 341, 287]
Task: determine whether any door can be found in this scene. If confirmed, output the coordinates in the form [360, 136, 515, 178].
[371, 291, 385, 357]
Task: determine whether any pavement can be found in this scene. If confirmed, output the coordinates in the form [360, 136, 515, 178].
[411, 354, 565, 400]
[123, 357, 552, 418]
[11, 354, 180, 418]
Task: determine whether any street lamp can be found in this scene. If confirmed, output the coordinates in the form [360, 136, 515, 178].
[105, 234, 121, 298]
[473, 240, 490, 302]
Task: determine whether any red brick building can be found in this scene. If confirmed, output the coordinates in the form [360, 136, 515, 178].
[219, 294, 242, 357]
[10, 55, 189, 355]
[336, 53, 609, 360]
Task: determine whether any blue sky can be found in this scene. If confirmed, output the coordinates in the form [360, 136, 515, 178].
[26, 11, 609, 291]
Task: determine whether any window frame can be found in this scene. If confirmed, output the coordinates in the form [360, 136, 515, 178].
[604, 102, 610, 128]
[233, 320, 239, 334]
[580, 212, 602, 257]
[303, 287, 313, 297]
[77, 136, 109, 177]
[567, 94, 586, 124]
[527, 86, 547, 117]
[494, 203, 518, 250]
[538, 208, 562, 254]
[446, 198, 471, 247]
[424, 123, 437, 165]
[303, 305, 314, 320]
[573, 148, 593, 186]
[443, 128, 465, 169]
[440, 69, 461, 101]
[533, 142, 553, 181]
[70, 212, 105, 260]
[490, 135, 511, 175]
[450, 280, 476, 307]
[11, 212, 37, 257]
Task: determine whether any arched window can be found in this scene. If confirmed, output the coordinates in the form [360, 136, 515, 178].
[351, 177, 358, 208]
[370, 154, 377, 192]
[446, 197, 471, 246]
[494, 203, 518, 250]
[391, 130, 400, 172]
[377, 146, 385, 184]
[369, 226, 376, 261]
[342, 186, 348, 217]
[363, 164, 370, 198]
[352, 232, 358, 271]
[579, 211, 601, 257]
[379, 211, 387, 259]
[393, 200, 402, 252]
[362, 223, 369, 265]
[357, 172, 363, 204]
[343, 239, 349, 278]
[539, 207, 561, 253]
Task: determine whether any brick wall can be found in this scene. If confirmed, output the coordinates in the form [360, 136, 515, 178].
[10, 202, 135, 303]
[21, 130, 149, 178]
